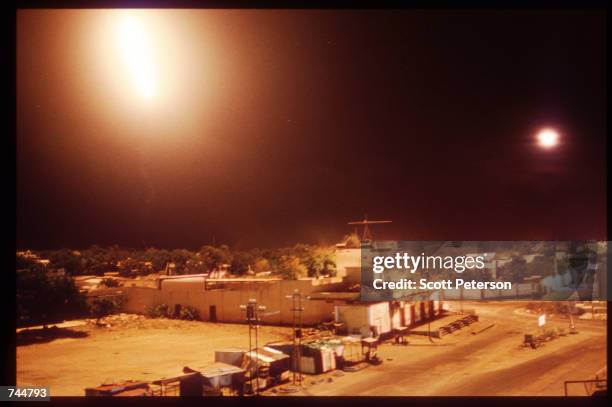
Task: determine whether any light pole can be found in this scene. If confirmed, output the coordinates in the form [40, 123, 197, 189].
[240, 298, 266, 395]
[289, 290, 304, 386]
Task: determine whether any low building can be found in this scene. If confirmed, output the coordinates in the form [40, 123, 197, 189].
[119, 241, 447, 329]
[334, 297, 444, 338]
[200, 362, 245, 392]
[121, 275, 346, 325]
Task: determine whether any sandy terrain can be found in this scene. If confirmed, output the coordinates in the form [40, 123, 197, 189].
[17, 316, 292, 396]
[17, 302, 607, 396]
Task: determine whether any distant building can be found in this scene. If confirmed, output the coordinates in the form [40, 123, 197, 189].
[17, 250, 38, 259]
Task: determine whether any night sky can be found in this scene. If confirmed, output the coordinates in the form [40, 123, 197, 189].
[17, 10, 607, 250]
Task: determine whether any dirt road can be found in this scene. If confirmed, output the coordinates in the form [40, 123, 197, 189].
[291, 302, 606, 396]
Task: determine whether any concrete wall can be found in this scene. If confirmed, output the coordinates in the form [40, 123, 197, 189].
[402, 304, 413, 326]
[335, 300, 443, 337]
[342, 267, 362, 285]
[121, 275, 445, 329]
[335, 249, 361, 279]
[390, 303, 402, 329]
[335, 301, 415, 337]
[368, 302, 391, 335]
[334, 304, 371, 337]
[122, 286, 163, 314]
[121, 278, 339, 325]
[413, 300, 423, 322]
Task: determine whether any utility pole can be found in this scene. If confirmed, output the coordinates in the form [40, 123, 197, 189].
[240, 298, 266, 395]
[278, 290, 309, 394]
[290, 290, 304, 386]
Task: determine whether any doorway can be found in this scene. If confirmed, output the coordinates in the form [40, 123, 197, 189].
[209, 305, 217, 322]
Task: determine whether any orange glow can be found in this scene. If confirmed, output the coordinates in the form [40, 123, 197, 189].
[116, 13, 157, 100]
[86, 9, 222, 138]
[536, 128, 559, 148]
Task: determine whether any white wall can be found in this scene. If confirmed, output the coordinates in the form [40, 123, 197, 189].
[367, 302, 391, 335]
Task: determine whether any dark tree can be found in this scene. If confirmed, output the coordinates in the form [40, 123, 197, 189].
[49, 249, 84, 275]
[230, 251, 253, 275]
[89, 297, 122, 325]
[17, 269, 87, 327]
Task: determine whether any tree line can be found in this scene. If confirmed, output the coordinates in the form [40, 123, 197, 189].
[16, 244, 337, 328]
[18, 243, 337, 279]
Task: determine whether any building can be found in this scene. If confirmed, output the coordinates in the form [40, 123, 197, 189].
[119, 238, 448, 330]
[121, 275, 347, 325]
[334, 296, 444, 337]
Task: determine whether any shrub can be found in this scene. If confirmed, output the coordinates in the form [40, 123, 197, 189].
[146, 303, 171, 319]
[145, 303, 199, 321]
[177, 305, 200, 321]
[89, 296, 122, 324]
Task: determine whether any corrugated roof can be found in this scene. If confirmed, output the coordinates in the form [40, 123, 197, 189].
[245, 347, 289, 363]
[201, 362, 245, 377]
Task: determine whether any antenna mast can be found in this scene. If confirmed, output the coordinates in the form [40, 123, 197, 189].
[347, 215, 392, 241]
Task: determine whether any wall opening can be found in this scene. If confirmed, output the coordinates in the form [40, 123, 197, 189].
[209, 305, 217, 322]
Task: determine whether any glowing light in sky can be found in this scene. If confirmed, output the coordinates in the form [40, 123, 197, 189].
[536, 128, 559, 149]
[117, 15, 156, 100]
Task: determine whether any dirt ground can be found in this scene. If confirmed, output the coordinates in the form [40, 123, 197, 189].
[17, 316, 293, 396]
[17, 302, 607, 396]
[281, 301, 607, 396]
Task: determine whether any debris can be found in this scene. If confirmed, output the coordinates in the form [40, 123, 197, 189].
[472, 324, 495, 335]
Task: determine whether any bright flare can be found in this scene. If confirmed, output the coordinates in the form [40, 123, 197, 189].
[536, 128, 559, 149]
[118, 15, 156, 100]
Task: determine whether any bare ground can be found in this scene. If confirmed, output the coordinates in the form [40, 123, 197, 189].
[17, 302, 607, 396]
[17, 316, 292, 396]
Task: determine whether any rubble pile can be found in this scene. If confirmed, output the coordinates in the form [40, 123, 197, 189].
[88, 313, 147, 328]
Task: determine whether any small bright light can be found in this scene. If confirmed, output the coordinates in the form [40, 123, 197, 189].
[117, 15, 156, 100]
[536, 128, 559, 149]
